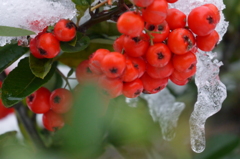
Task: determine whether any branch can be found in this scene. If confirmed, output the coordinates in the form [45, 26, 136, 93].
[77, 0, 130, 33]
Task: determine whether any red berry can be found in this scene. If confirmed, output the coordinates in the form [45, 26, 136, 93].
[188, 5, 218, 36]
[121, 59, 138, 82]
[89, 49, 110, 74]
[171, 66, 196, 81]
[37, 33, 61, 58]
[117, 11, 144, 37]
[142, 0, 168, 25]
[98, 75, 123, 98]
[126, 56, 146, 78]
[122, 78, 143, 98]
[196, 30, 219, 52]
[167, 28, 195, 55]
[54, 19, 76, 42]
[172, 52, 197, 72]
[50, 88, 73, 114]
[146, 61, 174, 79]
[76, 60, 99, 83]
[123, 35, 149, 57]
[170, 74, 191, 86]
[203, 3, 220, 23]
[113, 35, 125, 53]
[101, 52, 126, 78]
[146, 43, 172, 67]
[42, 110, 64, 131]
[27, 87, 51, 114]
[145, 20, 170, 43]
[131, 0, 154, 7]
[166, 8, 186, 30]
[140, 73, 168, 94]
[30, 38, 44, 59]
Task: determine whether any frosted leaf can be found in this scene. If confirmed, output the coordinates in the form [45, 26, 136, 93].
[0, 0, 77, 46]
[190, 51, 227, 153]
[140, 89, 185, 141]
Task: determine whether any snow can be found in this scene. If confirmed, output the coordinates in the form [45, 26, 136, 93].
[0, 0, 77, 46]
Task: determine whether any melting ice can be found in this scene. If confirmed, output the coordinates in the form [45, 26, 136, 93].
[0, 0, 77, 46]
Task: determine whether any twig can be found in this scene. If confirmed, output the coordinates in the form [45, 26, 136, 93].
[56, 67, 72, 91]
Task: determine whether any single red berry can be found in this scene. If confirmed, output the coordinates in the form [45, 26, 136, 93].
[101, 52, 126, 78]
[126, 56, 146, 78]
[54, 19, 76, 42]
[37, 33, 61, 58]
[171, 66, 196, 81]
[196, 30, 219, 52]
[166, 8, 186, 30]
[29, 38, 44, 59]
[146, 43, 172, 67]
[113, 35, 125, 53]
[50, 88, 73, 114]
[123, 34, 150, 57]
[170, 74, 191, 86]
[140, 73, 168, 94]
[27, 87, 51, 114]
[146, 61, 174, 79]
[89, 49, 110, 74]
[121, 59, 138, 82]
[203, 3, 220, 23]
[42, 110, 64, 131]
[117, 11, 144, 37]
[98, 75, 123, 98]
[172, 52, 197, 72]
[76, 60, 99, 84]
[188, 5, 218, 36]
[131, 0, 154, 7]
[142, 0, 168, 25]
[145, 20, 170, 43]
[122, 78, 143, 98]
[167, 28, 196, 55]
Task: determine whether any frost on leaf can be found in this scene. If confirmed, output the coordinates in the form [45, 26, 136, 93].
[126, 89, 185, 141]
[0, 0, 77, 46]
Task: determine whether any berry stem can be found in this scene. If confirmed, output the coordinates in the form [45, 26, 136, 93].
[144, 28, 155, 46]
[56, 68, 72, 91]
[90, 0, 108, 12]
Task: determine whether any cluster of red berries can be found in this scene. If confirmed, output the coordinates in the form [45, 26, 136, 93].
[29, 19, 77, 59]
[0, 81, 14, 119]
[75, 0, 220, 100]
[26, 87, 73, 131]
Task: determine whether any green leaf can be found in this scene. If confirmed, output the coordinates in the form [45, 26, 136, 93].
[0, 44, 29, 73]
[1, 57, 57, 107]
[60, 33, 90, 53]
[67, 68, 74, 77]
[0, 26, 35, 36]
[29, 54, 53, 79]
[58, 39, 114, 68]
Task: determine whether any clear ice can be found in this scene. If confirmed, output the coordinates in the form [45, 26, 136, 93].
[0, 0, 77, 46]
[126, 89, 185, 141]
[172, 0, 228, 153]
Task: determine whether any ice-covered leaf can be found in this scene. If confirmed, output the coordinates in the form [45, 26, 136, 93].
[29, 54, 53, 79]
[0, 44, 28, 73]
[0, 26, 35, 37]
[1, 57, 57, 107]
